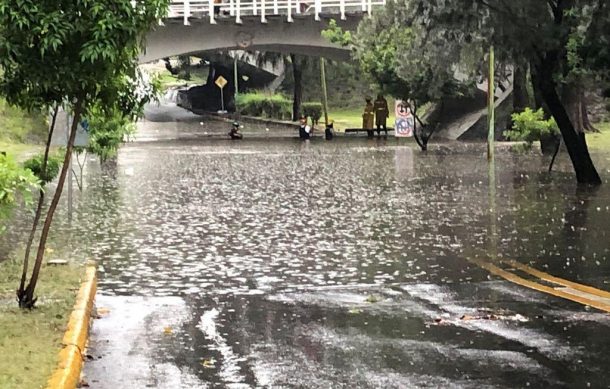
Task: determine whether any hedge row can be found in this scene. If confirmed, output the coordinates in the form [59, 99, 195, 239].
[235, 93, 323, 123]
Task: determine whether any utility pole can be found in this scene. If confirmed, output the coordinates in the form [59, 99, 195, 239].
[487, 46, 497, 260]
[320, 57, 329, 126]
[487, 45, 495, 162]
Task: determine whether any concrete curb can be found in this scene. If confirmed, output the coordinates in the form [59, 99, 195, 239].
[46, 265, 97, 389]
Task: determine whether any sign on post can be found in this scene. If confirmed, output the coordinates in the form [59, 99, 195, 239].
[394, 100, 414, 138]
[215, 76, 228, 113]
[74, 120, 90, 147]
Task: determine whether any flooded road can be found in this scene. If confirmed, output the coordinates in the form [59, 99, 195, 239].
[17, 107, 610, 388]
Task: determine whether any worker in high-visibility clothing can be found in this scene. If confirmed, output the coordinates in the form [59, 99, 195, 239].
[363, 97, 375, 138]
[374, 94, 389, 137]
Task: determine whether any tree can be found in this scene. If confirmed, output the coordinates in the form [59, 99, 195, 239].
[290, 54, 307, 121]
[386, 0, 603, 184]
[0, 154, 39, 234]
[239, 51, 308, 121]
[0, 0, 169, 308]
[323, 10, 477, 150]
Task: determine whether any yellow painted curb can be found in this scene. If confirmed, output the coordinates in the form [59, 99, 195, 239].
[46, 265, 97, 389]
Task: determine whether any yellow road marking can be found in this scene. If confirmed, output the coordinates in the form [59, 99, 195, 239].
[467, 257, 610, 313]
[501, 259, 610, 300]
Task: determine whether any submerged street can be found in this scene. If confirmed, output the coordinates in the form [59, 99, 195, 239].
[30, 107, 610, 388]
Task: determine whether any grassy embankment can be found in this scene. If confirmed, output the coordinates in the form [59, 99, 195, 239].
[0, 98, 47, 160]
[148, 59, 208, 90]
[0, 255, 83, 389]
[1, 99, 82, 389]
[587, 122, 610, 150]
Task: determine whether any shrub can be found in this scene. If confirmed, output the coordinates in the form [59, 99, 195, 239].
[504, 108, 559, 151]
[23, 153, 62, 185]
[86, 105, 136, 163]
[235, 93, 291, 120]
[0, 154, 39, 232]
[303, 103, 322, 124]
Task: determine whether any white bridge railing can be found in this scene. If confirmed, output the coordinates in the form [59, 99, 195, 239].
[168, 0, 385, 25]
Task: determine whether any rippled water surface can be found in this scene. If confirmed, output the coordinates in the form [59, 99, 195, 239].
[10, 117, 610, 388]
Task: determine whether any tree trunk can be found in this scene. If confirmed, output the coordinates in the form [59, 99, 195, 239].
[291, 54, 303, 121]
[512, 63, 529, 113]
[530, 67, 559, 155]
[21, 101, 83, 309]
[530, 68, 545, 112]
[535, 69, 601, 185]
[580, 91, 599, 133]
[164, 57, 179, 75]
[179, 55, 191, 81]
[17, 107, 58, 306]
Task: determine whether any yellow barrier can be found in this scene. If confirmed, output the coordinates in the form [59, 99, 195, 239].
[46, 265, 97, 389]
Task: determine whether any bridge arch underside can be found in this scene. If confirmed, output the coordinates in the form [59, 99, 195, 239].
[141, 17, 358, 63]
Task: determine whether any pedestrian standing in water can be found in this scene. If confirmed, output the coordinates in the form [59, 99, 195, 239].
[298, 116, 311, 140]
[325, 121, 334, 140]
[374, 94, 389, 137]
[362, 97, 375, 138]
[228, 121, 243, 140]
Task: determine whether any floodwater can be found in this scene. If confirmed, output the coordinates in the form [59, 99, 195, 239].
[11, 106, 610, 388]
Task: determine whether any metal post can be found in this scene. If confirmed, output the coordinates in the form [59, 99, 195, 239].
[320, 57, 329, 126]
[230, 0, 235, 16]
[253, 0, 258, 16]
[287, 0, 293, 22]
[361, 0, 366, 12]
[209, 0, 216, 24]
[261, 0, 267, 22]
[236, 0, 242, 23]
[487, 45, 495, 162]
[66, 111, 73, 223]
[234, 56, 239, 99]
[314, 0, 320, 20]
[184, 0, 191, 25]
[273, 0, 278, 15]
[340, 0, 345, 20]
[221, 88, 225, 112]
[367, 0, 372, 16]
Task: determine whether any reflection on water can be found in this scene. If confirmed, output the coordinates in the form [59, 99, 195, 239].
[9, 123, 610, 387]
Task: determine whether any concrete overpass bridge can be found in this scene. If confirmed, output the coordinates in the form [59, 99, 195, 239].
[141, 0, 385, 63]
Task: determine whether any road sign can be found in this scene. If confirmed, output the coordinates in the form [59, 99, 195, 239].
[394, 100, 414, 138]
[74, 120, 89, 147]
[215, 76, 228, 89]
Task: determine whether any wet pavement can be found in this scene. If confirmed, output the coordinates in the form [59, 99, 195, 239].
[11, 105, 610, 388]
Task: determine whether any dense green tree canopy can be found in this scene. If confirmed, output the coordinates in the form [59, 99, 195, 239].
[0, 0, 169, 308]
[0, 0, 168, 112]
[328, 0, 606, 183]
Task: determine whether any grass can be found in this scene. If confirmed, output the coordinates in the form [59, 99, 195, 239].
[0, 142, 43, 162]
[328, 107, 396, 132]
[0, 99, 47, 144]
[587, 122, 610, 150]
[0, 98, 47, 161]
[156, 69, 207, 89]
[0, 255, 83, 389]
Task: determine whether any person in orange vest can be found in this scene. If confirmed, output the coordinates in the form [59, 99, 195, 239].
[363, 97, 375, 138]
[374, 94, 389, 137]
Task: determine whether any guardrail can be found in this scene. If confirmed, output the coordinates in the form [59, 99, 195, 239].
[168, 0, 385, 25]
